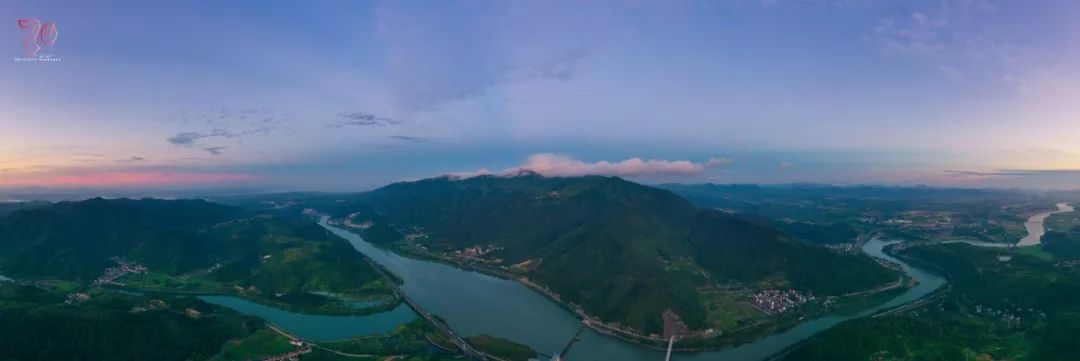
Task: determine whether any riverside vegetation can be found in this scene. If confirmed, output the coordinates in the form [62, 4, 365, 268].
[0, 198, 533, 360]
[234, 174, 901, 340]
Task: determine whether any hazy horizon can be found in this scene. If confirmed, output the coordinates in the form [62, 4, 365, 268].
[1, 174, 1073, 203]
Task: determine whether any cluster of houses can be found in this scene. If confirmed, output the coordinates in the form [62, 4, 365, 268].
[446, 244, 502, 262]
[260, 345, 311, 361]
[259, 338, 311, 361]
[63, 292, 90, 305]
[343, 212, 375, 229]
[971, 304, 1046, 327]
[130, 299, 168, 313]
[750, 289, 814, 315]
[92, 257, 147, 286]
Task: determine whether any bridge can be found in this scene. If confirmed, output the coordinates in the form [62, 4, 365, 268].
[664, 336, 676, 361]
[365, 257, 489, 360]
[548, 324, 586, 360]
[363, 253, 684, 361]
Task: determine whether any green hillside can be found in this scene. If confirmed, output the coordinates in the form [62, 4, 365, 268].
[326, 174, 897, 334]
[0, 198, 392, 313]
[0, 284, 260, 361]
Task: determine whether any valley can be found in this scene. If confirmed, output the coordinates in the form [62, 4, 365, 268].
[2, 178, 1077, 360]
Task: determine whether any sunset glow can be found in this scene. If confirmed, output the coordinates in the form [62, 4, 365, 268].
[3, 0, 1080, 191]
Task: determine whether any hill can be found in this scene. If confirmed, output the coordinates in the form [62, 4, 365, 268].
[319, 174, 898, 334]
[0, 198, 392, 313]
[0, 284, 260, 361]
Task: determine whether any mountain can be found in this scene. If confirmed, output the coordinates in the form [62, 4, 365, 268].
[0, 198, 241, 279]
[322, 174, 898, 333]
[0, 198, 389, 309]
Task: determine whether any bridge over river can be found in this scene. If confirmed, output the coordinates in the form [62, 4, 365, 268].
[364, 256, 490, 360]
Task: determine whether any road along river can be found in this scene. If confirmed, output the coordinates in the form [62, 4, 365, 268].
[316, 218, 946, 361]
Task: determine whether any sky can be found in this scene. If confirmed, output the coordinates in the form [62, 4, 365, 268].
[3, 0, 1080, 192]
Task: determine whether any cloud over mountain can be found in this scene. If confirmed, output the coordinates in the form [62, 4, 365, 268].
[516, 153, 704, 177]
[445, 153, 722, 179]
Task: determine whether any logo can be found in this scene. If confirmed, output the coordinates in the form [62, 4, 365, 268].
[15, 17, 60, 62]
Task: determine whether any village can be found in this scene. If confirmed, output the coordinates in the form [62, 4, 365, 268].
[92, 257, 148, 286]
[445, 244, 503, 263]
[750, 289, 815, 315]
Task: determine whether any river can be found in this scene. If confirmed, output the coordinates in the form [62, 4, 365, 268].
[943, 202, 1073, 248]
[315, 218, 945, 361]
[1018, 203, 1074, 246]
[199, 295, 417, 342]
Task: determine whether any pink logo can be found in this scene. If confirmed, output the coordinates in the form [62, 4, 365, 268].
[17, 17, 59, 58]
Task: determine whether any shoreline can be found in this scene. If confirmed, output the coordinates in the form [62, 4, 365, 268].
[331, 218, 924, 354]
[938, 202, 1073, 249]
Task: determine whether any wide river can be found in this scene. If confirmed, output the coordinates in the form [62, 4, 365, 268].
[304, 218, 946, 361]
[943, 202, 1074, 248]
[1018, 203, 1074, 246]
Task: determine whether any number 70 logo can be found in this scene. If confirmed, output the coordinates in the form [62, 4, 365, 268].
[17, 17, 59, 58]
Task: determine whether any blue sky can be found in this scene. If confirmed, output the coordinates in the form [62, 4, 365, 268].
[3, 0, 1080, 191]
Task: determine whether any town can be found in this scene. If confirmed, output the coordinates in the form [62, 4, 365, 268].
[750, 289, 815, 315]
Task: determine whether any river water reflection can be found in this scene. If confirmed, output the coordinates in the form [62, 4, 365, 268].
[943, 202, 1073, 249]
[320, 218, 947, 361]
[199, 295, 417, 341]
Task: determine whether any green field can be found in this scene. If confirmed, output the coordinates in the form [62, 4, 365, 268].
[208, 329, 295, 361]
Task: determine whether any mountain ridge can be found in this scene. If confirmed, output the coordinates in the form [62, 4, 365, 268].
[320, 175, 898, 333]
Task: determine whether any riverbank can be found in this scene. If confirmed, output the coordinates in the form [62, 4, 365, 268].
[319, 217, 951, 361]
[108, 280, 403, 318]
[329, 217, 927, 354]
[1018, 202, 1074, 246]
[936, 202, 1073, 249]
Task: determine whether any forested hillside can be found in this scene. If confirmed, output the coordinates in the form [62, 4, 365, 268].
[319, 174, 897, 333]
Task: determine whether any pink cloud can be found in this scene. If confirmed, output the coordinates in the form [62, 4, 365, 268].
[439, 153, 718, 179]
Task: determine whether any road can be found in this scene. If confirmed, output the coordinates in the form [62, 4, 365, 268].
[664, 336, 676, 361]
